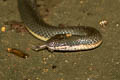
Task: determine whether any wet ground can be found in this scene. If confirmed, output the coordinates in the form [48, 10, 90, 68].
[0, 0, 120, 80]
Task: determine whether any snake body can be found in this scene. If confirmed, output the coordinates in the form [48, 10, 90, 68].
[17, 0, 102, 51]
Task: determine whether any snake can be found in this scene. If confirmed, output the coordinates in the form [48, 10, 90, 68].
[17, 0, 102, 51]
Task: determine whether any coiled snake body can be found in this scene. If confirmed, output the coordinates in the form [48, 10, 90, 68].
[17, 0, 102, 51]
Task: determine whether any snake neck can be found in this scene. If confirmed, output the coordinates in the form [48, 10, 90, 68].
[18, 0, 49, 28]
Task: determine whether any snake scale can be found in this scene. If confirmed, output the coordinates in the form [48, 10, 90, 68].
[17, 0, 102, 51]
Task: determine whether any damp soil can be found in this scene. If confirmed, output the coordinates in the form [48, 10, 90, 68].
[0, 0, 120, 80]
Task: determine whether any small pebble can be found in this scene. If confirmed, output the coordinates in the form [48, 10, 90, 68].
[1, 26, 6, 32]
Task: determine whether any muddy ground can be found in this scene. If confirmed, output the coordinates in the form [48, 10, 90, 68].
[0, 0, 120, 80]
